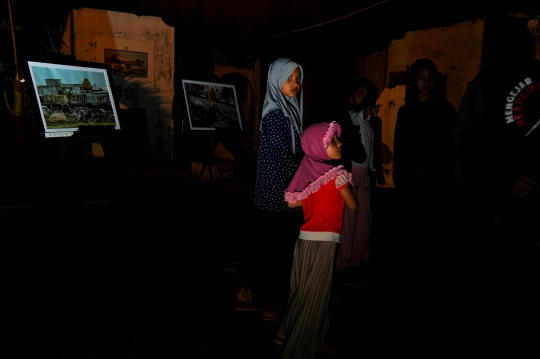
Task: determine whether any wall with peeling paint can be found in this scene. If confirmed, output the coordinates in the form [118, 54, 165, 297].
[61, 8, 175, 159]
[375, 19, 485, 188]
[214, 58, 261, 154]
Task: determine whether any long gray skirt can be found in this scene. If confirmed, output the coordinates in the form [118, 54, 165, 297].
[279, 239, 337, 359]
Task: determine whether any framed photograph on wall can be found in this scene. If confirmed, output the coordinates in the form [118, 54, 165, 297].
[96, 36, 154, 83]
[104, 49, 148, 78]
[181, 79, 243, 131]
[388, 71, 408, 88]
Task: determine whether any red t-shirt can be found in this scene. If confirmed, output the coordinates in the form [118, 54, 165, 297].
[298, 178, 348, 243]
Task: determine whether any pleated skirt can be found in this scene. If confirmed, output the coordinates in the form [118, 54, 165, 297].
[336, 165, 371, 271]
[279, 239, 336, 359]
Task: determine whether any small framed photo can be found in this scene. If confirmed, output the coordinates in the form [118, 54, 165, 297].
[388, 71, 408, 88]
[104, 49, 148, 78]
[182, 79, 243, 131]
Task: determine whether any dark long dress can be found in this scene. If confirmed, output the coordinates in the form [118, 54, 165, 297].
[393, 98, 457, 200]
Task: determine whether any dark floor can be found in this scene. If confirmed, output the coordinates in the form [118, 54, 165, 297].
[3, 157, 537, 358]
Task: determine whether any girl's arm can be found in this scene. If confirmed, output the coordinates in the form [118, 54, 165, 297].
[349, 105, 382, 125]
[287, 200, 302, 208]
[339, 186, 357, 210]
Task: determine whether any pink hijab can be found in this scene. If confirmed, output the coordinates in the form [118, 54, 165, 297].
[285, 121, 351, 202]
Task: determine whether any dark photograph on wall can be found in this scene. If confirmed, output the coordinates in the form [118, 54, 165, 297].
[104, 49, 148, 78]
[388, 70, 408, 88]
[182, 79, 243, 131]
[23, 59, 121, 138]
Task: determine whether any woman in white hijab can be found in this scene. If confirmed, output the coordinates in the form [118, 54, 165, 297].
[235, 57, 305, 322]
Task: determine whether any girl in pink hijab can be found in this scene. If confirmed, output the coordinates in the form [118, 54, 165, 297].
[275, 121, 357, 358]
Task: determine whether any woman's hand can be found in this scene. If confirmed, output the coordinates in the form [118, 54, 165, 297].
[512, 175, 539, 198]
[364, 104, 381, 116]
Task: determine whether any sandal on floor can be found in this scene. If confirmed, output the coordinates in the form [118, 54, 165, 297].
[234, 300, 262, 312]
[273, 335, 285, 347]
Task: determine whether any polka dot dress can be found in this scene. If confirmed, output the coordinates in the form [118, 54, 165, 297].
[254, 109, 302, 212]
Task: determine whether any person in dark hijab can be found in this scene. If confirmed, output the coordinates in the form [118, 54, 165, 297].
[393, 58, 457, 202]
[392, 58, 458, 261]
[454, 11, 539, 351]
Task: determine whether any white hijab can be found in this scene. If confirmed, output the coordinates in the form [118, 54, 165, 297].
[261, 57, 304, 154]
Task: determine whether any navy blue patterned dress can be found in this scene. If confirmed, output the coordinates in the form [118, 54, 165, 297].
[254, 109, 302, 212]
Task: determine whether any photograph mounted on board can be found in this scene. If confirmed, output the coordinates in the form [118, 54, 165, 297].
[22, 58, 121, 138]
[182, 79, 243, 131]
[104, 49, 148, 78]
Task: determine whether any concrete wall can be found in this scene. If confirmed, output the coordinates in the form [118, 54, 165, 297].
[61, 8, 175, 159]
[376, 19, 485, 188]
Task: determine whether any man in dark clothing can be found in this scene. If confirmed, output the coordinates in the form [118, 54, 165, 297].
[455, 11, 539, 353]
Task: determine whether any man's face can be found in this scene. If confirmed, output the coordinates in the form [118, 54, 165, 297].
[350, 86, 369, 106]
[528, 19, 540, 39]
[414, 68, 435, 96]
